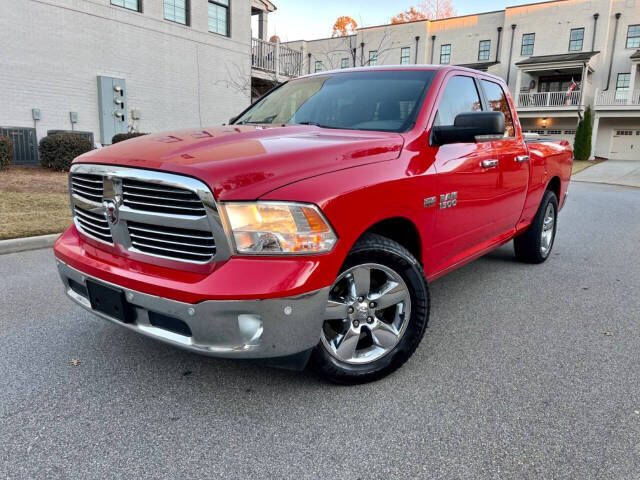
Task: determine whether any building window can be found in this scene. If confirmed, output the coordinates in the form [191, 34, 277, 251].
[369, 50, 378, 66]
[164, 0, 189, 25]
[400, 47, 411, 65]
[616, 73, 631, 101]
[569, 28, 584, 51]
[627, 25, 640, 48]
[440, 44, 451, 64]
[315, 61, 323, 73]
[341, 58, 350, 69]
[111, 0, 141, 11]
[478, 40, 490, 61]
[208, 0, 229, 36]
[521, 33, 535, 56]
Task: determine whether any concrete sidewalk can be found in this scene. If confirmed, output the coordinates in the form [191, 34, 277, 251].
[572, 160, 640, 188]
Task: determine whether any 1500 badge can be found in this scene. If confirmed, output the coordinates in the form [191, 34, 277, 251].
[439, 192, 458, 209]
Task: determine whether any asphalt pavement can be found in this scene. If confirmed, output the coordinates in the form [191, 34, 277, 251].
[1, 182, 639, 479]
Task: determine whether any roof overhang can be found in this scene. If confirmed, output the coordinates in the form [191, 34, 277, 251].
[251, 0, 276, 13]
[631, 50, 640, 63]
[515, 51, 599, 73]
[456, 61, 500, 72]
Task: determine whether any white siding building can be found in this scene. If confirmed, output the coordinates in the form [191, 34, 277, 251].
[1, 0, 278, 161]
[285, 0, 640, 160]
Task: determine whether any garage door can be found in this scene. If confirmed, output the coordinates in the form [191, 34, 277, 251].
[610, 129, 640, 160]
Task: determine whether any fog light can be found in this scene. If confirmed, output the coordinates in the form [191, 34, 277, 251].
[238, 314, 263, 345]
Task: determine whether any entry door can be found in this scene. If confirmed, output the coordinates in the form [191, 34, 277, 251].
[430, 75, 503, 273]
[610, 129, 640, 160]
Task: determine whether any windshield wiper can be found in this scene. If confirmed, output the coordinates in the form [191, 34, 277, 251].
[296, 121, 342, 129]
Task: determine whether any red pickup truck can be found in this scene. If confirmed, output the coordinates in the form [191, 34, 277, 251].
[54, 66, 572, 384]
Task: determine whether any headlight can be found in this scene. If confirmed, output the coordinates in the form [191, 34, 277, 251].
[221, 202, 337, 255]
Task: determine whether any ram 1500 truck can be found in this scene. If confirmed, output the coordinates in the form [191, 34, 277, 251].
[54, 66, 572, 384]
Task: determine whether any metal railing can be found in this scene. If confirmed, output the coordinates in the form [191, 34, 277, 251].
[595, 89, 640, 106]
[251, 38, 302, 78]
[517, 90, 582, 108]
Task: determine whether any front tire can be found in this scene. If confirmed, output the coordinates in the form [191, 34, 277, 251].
[514, 190, 558, 264]
[311, 233, 429, 384]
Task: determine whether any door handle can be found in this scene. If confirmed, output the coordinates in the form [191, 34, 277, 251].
[515, 155, 530, 163]
[481, 159, 499, 168]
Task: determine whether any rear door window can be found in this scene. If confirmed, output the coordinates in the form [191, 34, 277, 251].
[481, 79, 515, 137]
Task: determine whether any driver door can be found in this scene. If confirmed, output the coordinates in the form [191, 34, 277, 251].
[430, 74, 504, 274]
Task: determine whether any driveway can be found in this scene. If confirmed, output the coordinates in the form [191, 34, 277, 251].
[1, 182, 639, 479]
[573, 159, 640, 188]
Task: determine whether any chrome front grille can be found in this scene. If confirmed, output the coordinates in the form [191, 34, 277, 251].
[68, 164, 231, 265]
[71, 174, 104, 203]
[128, 222, 216, 262]
[122, 179, 207, 216]
[74, 206, 113, 244]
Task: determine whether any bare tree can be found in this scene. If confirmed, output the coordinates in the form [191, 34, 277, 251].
[313, 28, 398, 71]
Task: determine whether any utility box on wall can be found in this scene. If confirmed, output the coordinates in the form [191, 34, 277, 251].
[97, 76, 127, 145]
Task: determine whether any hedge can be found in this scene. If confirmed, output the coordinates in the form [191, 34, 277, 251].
[0, 135, 13, 170]
[573, 106, 593, 160]
[39, 134, 93, 172]
[112, 132, 148, 144]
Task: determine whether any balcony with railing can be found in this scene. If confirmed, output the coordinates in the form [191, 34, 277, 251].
[594, 89, 640, 109]
[517, 90, 582, 109]
[251, 38, 303, 79]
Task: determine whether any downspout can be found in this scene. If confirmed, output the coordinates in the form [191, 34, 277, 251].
[591, 13, 599, 51]
[360, 42, 364, 66]
[430, 35, 436, 64]
[604, 13, 621, 91]
[496, 26, 503, 62]
[506, 24, 517, 85]
[415, 36, 420, 64]
[307, 53, 311, 74]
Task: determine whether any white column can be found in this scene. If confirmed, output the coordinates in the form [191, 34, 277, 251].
[514, 69, 522, 107]
[275, 39, 280, 77]
[258, 11, 268, 41]
[627, 63, 638, 105]
[590, 114, 600, 160]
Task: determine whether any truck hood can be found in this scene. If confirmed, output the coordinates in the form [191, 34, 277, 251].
[76, 125, 404, 200]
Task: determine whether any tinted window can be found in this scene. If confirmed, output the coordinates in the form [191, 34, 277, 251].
[234, 70, 436, 133]
[434, 76, 482, 126]
[481, 80, 515, 137]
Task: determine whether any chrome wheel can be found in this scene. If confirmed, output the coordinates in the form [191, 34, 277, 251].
[321, 263, 411, 365]
[540, 203, 555, 258]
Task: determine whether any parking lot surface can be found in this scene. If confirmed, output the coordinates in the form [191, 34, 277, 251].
[1, 182, 639, 479]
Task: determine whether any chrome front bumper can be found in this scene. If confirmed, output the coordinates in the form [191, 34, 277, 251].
[56, 260, 330, 359]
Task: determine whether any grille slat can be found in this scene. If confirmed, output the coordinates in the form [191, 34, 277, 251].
[122, 179, 206, 216]
[74, 206, 113, 243]
[71, 174, 104, 204]
[127, 221, 216, 263]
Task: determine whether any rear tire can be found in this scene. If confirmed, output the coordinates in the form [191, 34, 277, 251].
[514, 190, 558, 264]
[311, 233, 429, 384]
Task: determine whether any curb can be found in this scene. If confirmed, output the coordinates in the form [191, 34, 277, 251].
[0, 233, 60, 255]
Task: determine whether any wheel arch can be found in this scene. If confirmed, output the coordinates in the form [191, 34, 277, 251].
[546, 176, 561, 199]
[360, 216, 423, 265]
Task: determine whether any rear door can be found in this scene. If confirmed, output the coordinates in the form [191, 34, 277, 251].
[479, 79, 530, 234]
[430, 74, 503, 273]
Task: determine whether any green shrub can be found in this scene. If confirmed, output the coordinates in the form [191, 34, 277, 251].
[0, 135, 13, 170]
[573, 106, 593, 160]
[39, 134, 93, 172]
[112, 132, 148, 144]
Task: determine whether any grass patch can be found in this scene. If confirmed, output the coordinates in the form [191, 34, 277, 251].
[0, 192, 71, 240]
[0, 166, 72, 240]
[0, 191, 72, 240]
[572, 158, 605, 176]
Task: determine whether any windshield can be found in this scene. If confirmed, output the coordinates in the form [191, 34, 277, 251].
[234, 70, 436, 133]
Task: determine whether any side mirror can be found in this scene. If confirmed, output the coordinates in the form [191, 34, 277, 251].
[431, 111, 505, 146]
